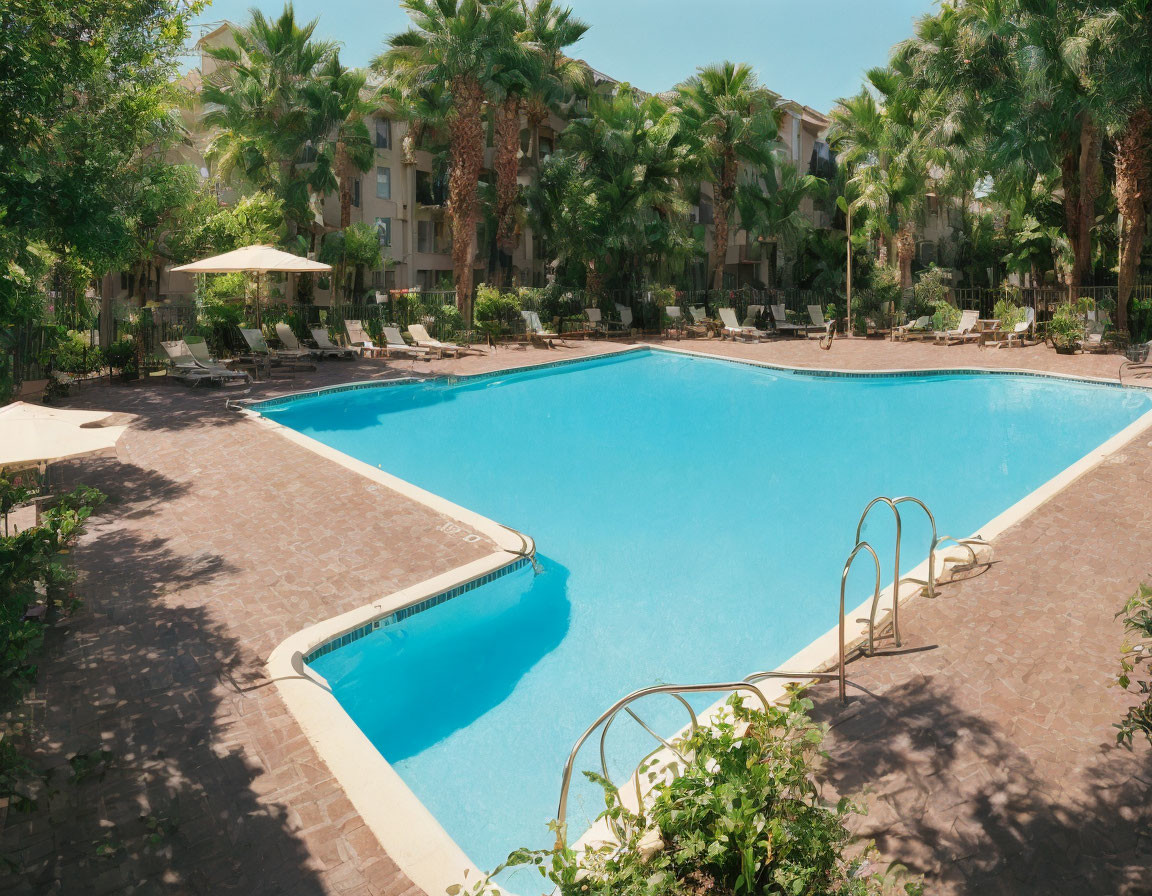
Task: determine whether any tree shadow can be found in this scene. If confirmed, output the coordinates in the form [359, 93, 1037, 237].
[0, 486, 341, 893]
[806, 675, 1152, 895]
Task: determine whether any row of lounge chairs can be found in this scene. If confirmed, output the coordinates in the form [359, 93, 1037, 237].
[716, 305, 831, 342]
[891, 307, 1038, 347]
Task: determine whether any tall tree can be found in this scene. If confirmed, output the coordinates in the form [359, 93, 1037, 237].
[675, 62, 782, 291]
[202, 4, 337, 238]
[520, 0, 591, 171]
[737, 164, 822, 288]
[374, 0, 521, 320]
[306, 53, 375, 231]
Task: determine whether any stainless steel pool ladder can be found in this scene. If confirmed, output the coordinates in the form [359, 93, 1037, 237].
[854, 495, 989, 655]
[554, 680, 772, 850]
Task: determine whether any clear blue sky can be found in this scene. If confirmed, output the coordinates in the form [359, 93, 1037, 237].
[192, 0, 935, 114]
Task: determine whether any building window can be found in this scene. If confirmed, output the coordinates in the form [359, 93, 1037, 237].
[416, 170, 447, 206]
[417, 220, 449, 254]
[352, 178, 361, 208]
[376, 166, 391, 200]
[375, 119, 391, 150]
[375, 216, 391, 248]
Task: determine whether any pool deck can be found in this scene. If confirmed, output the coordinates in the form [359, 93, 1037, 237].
[1, 335, 1150, 895]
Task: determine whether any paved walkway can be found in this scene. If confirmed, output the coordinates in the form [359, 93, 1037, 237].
[1, 337, 1149, 895]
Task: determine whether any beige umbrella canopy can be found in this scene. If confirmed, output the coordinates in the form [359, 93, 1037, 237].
[171, 244, 331, 328]
[0, 402, 127, 470]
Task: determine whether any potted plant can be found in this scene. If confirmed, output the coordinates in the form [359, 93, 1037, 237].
[1048, 305, 1083, 354]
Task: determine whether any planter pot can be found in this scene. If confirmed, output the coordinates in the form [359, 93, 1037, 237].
[1125, 345, 1149, 363]
[1054, 344, 1079, 355]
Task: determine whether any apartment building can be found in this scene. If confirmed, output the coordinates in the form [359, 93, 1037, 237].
[102, 22, 833, 305]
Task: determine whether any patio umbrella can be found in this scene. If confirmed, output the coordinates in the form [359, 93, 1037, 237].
[0, 402, 127, 470]
[170, 245, 331, 329]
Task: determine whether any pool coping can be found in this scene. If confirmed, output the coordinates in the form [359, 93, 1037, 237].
[260, 346, 1152, 896]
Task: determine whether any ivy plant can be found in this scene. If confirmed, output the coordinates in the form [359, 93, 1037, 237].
[1117, 584, 1152, 746]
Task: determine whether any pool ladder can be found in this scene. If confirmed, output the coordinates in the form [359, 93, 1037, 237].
[553, 494, 991, 849]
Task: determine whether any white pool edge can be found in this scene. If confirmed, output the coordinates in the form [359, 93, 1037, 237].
[259, 352, 1152, 896]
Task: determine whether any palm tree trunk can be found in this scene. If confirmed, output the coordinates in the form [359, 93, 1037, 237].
[527, 103, 548, 171]
[1060, 148, 1081, 284]
[337, 138, 352, 229]
[897, 225, 915, 291]
[448, 78, 486, 321]
[710, 154, 738, 291]
[1074, 114, 1102, 288]
[493, 96, 521, 287]
[1115, 107, 1151, 333]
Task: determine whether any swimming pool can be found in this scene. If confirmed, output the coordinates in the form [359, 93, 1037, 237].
[259, 349, 1152, 892]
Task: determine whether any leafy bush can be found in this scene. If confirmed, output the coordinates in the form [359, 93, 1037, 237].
[432, 303, 464, 339]
[992, 297, 1025, 330]
[475, 695, 920, 896]
[930, 300, 961, 332]
[912, 266, 950, 318]
[475, 285, 522, 331]
[1117, 584, 1152, 747]
[53, 330, 102, 375]
[102, 339, 138, 374]
[1048, 304, 1083, 349]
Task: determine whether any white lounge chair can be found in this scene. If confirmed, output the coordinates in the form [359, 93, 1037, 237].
[718, 307, 765, 341]
[768, 304, 809, 337]
[160, 340, 232, 387]
[407, 323, 483, 357]
[934, 308, 980, 345]
[184, 339, 251, 383]
[893, 315, 933, 342]
[744, 304, 765, 327]
[309, 327, 357, 359]
[585, 307, 628, 337]
[275, 323, 322, 359]
[1000, 307, 1036, 348]
[344, 320, 385, 358]
[239, 327, 316, 371]
[614, 303, 635, 332]
[383, 326, 435, 359]
[521, 310, 564, 346]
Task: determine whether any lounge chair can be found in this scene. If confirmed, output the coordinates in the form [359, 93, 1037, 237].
[718, 307, 765, 341]
[239, 327, 316, 371]
[892, 316, 933, 342]
[383, 326, 436, 359]
[614, 303, 635, 333]
[160, 340, 227, 387]
[585, 307, 629, 337]
[521, 310, 564, 347]
[663, 306, 706, 339]
[344, 319, 386, 358]
[744, 304, 765, 328]
[407, 323, 483, 357]
[309, 328, 357, 359]
[934, 309, 980, 345]
[275, 323, 322, 360]
[184, 339, 251, 383]
[768, 304, 809, 337]
[1000, 307, 1036, 348]
[689, 305, 717, 335]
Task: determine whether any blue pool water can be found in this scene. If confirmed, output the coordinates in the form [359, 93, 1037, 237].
[260, 350, 1150, 889]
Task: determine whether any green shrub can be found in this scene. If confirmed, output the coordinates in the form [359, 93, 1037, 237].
[475, 285, 521, 328]
[53, 330, 102, 375]
[912, 266, 950, 318]
[1117, 584, 1152, 747]
[1048, 304, 1083, 349]
[432, 303, 464, 338]
[475, 695, 921, 896]
[102, 339, 138, 374]
[930, 299, 961, 332]
[992, 297, 1025, 330]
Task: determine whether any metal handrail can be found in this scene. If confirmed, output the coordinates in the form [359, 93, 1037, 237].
[555, 681, 770, 849]
[744, 539, 880, 703]
[892, 495, 939, 599]
[855, 497, 904, 651]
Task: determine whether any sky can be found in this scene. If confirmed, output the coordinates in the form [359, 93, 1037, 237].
[191, 0, 936, 114]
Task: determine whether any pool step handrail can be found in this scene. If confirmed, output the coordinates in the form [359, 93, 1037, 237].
[555, 681, 771, 849]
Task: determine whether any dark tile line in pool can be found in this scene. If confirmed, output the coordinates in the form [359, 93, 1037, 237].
[303, 557, 532, 665]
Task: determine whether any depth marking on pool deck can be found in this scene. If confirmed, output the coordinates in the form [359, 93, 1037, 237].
[260, 349, 1152, 896]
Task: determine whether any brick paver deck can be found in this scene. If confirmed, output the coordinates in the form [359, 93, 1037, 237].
[1, 335, 1149, 895]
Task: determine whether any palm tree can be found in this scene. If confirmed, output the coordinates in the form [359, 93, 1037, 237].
[202, 4, 337, 237]
[675, 62, 782, 291]
[1070, 2, 1152, 330]
[306, 53, 375, 231]
[489, 5, 531, 286]
[829, 67, 928, 291]
[535, 87, 692, 293]
[374, 0, 521, 319]
[736, 164, 822, 287]
[521, 0, 591, 171]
